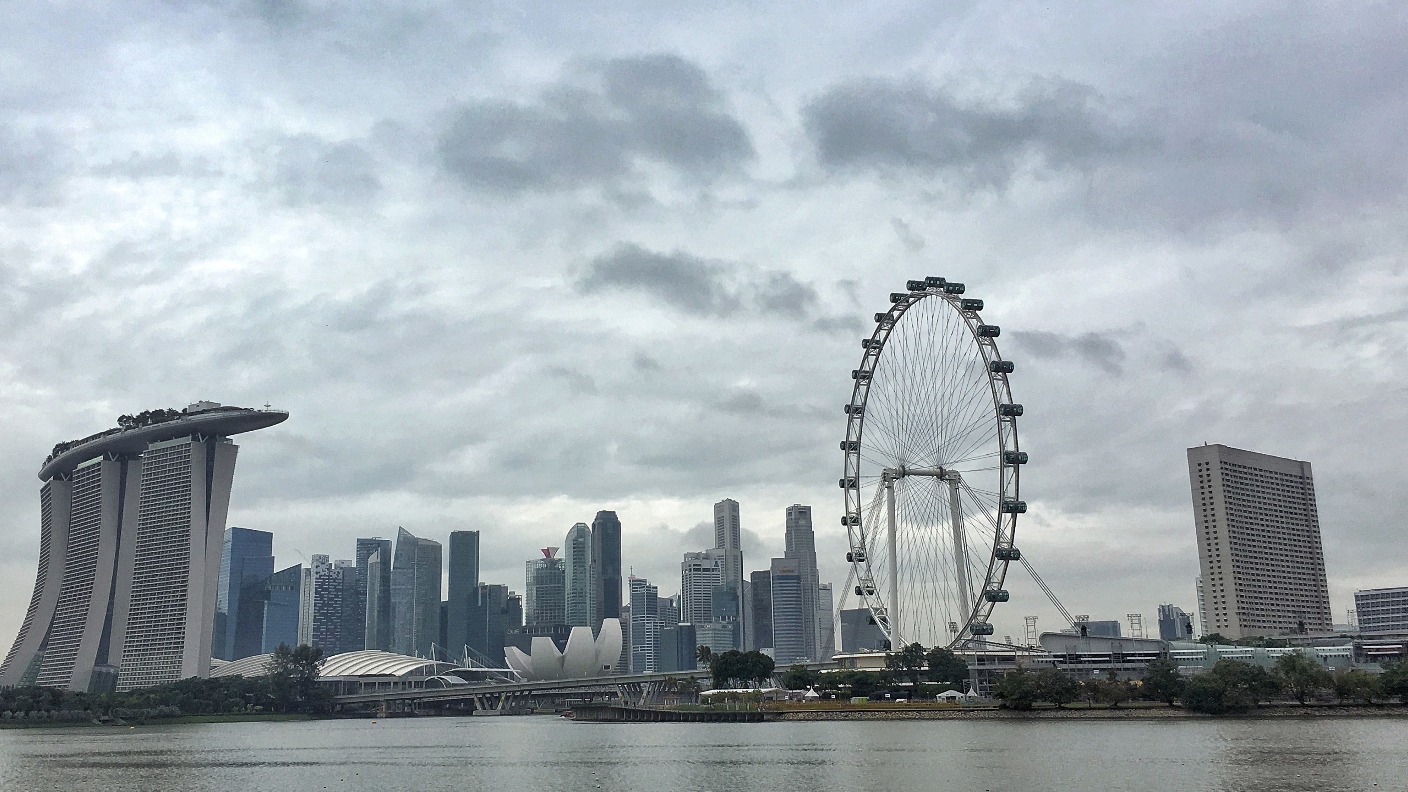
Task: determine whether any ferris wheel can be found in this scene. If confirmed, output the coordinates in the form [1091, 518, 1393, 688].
[840, 277, 1025, 650]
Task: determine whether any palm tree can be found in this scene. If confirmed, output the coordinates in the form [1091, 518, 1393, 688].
[696, 645, 714, 667]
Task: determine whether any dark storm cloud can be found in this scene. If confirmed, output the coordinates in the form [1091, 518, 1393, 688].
[802, 76, 1136, 188]
[576, 243, 819, 319]
[437, 53, 753, 193]
[269, 134, 381, 206]
[1011, 330, 1126, 375]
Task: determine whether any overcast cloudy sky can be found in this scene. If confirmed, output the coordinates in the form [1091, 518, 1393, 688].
[2, 2, 1405, 647]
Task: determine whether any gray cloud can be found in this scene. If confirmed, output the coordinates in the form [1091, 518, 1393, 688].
[437, 53, 753, 194]
[268, 133, 381, 206]
[0, 125, 70, 204]
[576, 243, 819, 319]
[1011, 330, 1127, 375]
[803, 76, 1136, 189]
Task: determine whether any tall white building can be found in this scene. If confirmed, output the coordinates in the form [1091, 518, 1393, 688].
[817, 582, 836, 659]
[681, 549, 725, 626]
[0, 404, 287, 692]
[1187, 444, 1332, 639]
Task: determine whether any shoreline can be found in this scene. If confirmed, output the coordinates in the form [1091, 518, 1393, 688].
[770, 704, 1408, 721]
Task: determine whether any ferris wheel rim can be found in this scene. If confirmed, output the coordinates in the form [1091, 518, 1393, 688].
[839, 278, 1023, 650]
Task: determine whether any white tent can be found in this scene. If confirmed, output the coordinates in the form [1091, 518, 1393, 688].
[935, 689, 968, 702]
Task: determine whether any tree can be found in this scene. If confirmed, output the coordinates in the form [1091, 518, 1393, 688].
[1332, 669, 1380, 705]
[782, 665, 821, 691]
[267, 643, 328, 714]
[1141, 658, 1187, 705]
[1381, 660, 1408, 704]
[1182, 659, 1280, 714]
[1089, 672, 1133, 708]
[1200, 633, 1229, 645]
[1033, 668, 1080, 707]
[925, 646, 969, 689]
[696, 645, 714, 667]
[709, 650, 775, 689]
[885, 642, 928, 687]
[1273, 652, 1332, 705]
[994, 669, 1039, 710]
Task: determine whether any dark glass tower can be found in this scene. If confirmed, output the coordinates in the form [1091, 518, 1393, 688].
[358, 538, 392, 651]
[212, 527, 274, 661]
[446, 530, 481, 658]
[591, 511, 622, 620]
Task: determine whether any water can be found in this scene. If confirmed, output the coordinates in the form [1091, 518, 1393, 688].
[1, 715, 1403, 792]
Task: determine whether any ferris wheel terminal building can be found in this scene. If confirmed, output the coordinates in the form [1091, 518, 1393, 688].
[0, 402, 287, 692]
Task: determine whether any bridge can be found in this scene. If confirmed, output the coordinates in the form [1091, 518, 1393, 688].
[331, 662, 836, 715]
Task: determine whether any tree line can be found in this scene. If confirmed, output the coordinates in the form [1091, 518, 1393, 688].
[995, 655, 1408, 713]
[1, 644, 329, 724]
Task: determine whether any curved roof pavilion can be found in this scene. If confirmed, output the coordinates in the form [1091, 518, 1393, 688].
[210, 650, 461, 681]
[39, 404, 288, 481]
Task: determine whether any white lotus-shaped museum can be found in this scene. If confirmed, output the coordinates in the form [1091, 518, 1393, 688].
[504, 618, 622, 681]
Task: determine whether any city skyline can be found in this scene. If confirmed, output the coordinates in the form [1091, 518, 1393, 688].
[2, 3, 1407, 651]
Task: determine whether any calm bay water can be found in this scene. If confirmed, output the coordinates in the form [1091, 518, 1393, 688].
[1, 715, 1403, 792]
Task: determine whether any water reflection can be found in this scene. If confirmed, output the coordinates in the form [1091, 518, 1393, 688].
[0, 716, 1404, 792]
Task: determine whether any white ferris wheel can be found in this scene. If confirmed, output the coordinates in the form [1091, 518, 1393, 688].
[840, 276, 1025, 650]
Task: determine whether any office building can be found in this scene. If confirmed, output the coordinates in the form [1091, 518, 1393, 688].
[657, 622, 696, 673]
[297, 567, 314, 646]
[770, 557, 807, 664]
[591, 511, 622, 622]
[681, 549, 725, 626]
[1196, 576, 1208, 639]
[353, 537, 392, 651]
[472, 583, 521, 667]
[818, 582, 836, 659]
[629, 576, 659, 673]
[839, 608, 888, 652]
[748, 570, 772, 651]
[212, 527, 274, 662]
[1355, 587, 1408, 634]
[1188, 444, 1332, 638]
[1157, 604, 1195, 641]
[0, 403, 287, 692]
[261, 564, 302, 652]
[446, 530, 480, 655]
[713, 499, 745, 647]
[564, 523, 595, 627]
[391, 527, 442, 658]
[526, 547, 567, 627]
[363, 543, 393, 651]
[784, 504, 820, 660]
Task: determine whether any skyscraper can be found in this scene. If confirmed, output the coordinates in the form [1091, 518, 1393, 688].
[712, 499, 744, 647]
[212, 526, 274, 661]
[1354, 587, 1408, 634]
[681, 549, 725, 626]
[353, 537, 392, 652]
[784, 504, 820, 660]
[769, 557, 806, 664]
[391, 527, 442, 658]
[1157, 604, 1194, 641]
[525, 548, 566, 627]
[473, 583, 521, 666]
[591, 511, 622, 622]
[362, 540, 393, 651]
[748, 570, 772, 651]
[839, 608, 888, 652]
[0, 403, 287, 692]
[817, 582, 836, 659]
[261, 564, 302, 653]
[564, 522, 595, 627]
[310, 556, 358, 653]
[628, 576, 659, 673]
[1188, 444, 1332, 638]
[446, 530, 480, 655]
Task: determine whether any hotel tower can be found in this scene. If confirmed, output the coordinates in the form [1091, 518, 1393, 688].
[0, 402, 287, 692]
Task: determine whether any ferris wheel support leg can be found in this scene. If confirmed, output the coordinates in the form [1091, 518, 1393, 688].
[946, 473, 973, 621]
[886, 478, 900, 646]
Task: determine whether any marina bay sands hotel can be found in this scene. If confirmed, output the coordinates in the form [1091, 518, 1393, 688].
[0, 402, 287, 693]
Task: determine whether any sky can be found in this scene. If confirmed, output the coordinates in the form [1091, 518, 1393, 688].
[2, 1, 1406, 648]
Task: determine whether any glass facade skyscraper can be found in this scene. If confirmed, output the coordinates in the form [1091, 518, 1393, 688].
[391, 527, 442, 658]
[212, 527, 274, 662]
[446, 530, 480, 656]
[525, 548, 567, 627]
[564, 523, 594, 627]
[784, 504, 819, 661]
[591, 511, 622, 621]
